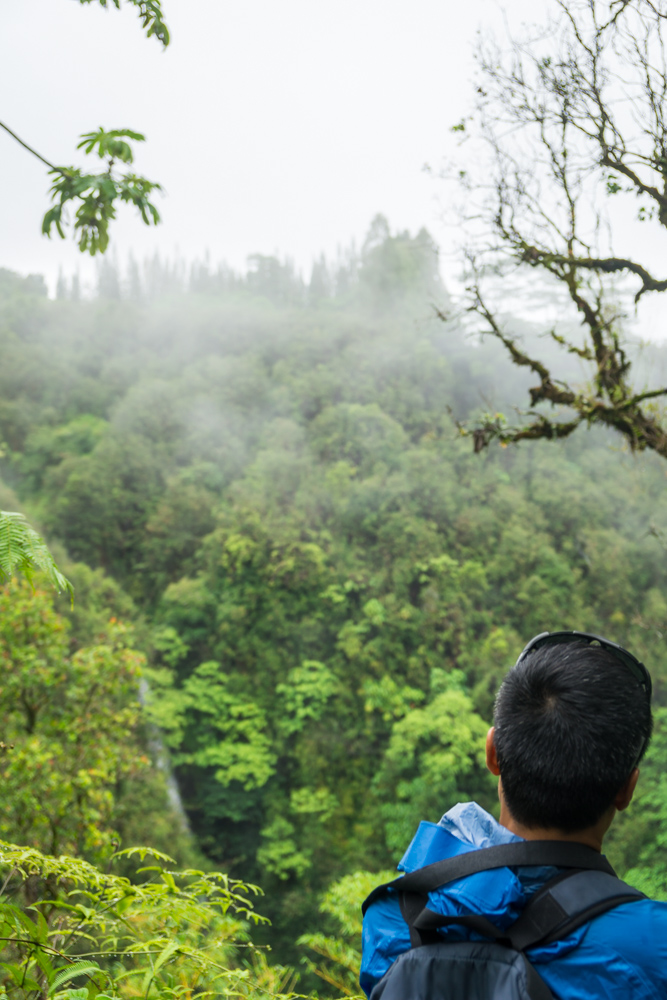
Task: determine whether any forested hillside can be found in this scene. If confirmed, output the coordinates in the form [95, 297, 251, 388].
[2, 220, 667, 976]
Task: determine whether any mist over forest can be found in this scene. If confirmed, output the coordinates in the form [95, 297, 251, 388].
[2, 215, 667, 983]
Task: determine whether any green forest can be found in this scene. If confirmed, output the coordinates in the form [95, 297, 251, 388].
[2, 217, 667, 995]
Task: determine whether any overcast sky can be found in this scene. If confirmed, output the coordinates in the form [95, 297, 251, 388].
[1, 0, 556, 292]
[1, 0, 665, 342]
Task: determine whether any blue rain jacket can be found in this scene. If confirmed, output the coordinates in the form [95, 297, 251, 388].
[361, 802, 667, 999]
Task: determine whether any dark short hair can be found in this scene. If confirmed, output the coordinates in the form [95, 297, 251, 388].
[493, 640, 653, 832]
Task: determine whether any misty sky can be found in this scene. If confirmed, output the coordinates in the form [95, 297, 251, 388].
[1, 0, 665, 342]
[1, 0, 553, 291]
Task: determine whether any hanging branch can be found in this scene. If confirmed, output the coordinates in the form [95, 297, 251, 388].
[451, 0, 667, 459]
[77, 0, 170, 46]
[1, 1, 168, 254]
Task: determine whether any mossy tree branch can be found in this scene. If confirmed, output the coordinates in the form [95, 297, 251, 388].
[452, 0, 667, 459]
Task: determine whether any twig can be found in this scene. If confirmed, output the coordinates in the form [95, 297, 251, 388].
[0, 120, 60, 172]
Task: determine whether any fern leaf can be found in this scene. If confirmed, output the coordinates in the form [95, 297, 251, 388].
[0, 511, 73, 602]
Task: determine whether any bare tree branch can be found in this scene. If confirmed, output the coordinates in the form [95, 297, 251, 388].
[449, 0, 667, 460]
[517, 244, 667, 301]
[0, 121, 58, 171]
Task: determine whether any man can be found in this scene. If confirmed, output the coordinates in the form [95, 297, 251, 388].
[361, 631, 667, 999]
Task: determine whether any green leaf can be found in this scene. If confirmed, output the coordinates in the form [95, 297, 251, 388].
[0, 511, 73, 600]
[33, 948, 55, 986]
[77, 1, 170, 47]
[160, 870, 176, 890]
[49, 962, 101, 994]
[152, 940, 180, 974]
[113, 845, 176, 863]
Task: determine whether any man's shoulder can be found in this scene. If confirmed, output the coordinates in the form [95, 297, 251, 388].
[587, 894, 667, 934]
[582, 896, 667, 974]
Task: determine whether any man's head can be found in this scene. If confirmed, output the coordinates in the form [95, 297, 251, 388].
[489, 634, 653, 834]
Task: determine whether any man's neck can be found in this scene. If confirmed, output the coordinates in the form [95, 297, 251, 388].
[498, 803, 613, 852]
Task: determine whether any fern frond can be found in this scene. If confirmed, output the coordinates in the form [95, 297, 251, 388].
[0, 511, 73, 602]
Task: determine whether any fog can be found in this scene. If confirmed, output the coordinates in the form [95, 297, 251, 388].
[1, 0, 551, 290]
[3, 0, 666, 339]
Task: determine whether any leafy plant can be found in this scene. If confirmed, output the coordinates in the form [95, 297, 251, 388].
[0, 512, 72, 599]
[0, 840, 296, 1000]
[78, 0, 170, 46]
[0, 0, 168, 253]
[42, 129, 161, 256]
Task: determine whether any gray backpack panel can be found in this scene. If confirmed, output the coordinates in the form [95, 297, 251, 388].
[370, 941, 552, 1000]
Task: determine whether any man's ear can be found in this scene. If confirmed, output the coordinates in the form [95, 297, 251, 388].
[615, 767, 640, 812]
[486, 727, 501, 776]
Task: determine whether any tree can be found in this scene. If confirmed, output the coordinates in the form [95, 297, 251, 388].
[0, 578, 204, 868]
[0, 1, 168, 254]
[452, 0, 667, 457]
[0, 584, 143, 859]
[373, 669, 493, 854]
[358, 215, 445, 309]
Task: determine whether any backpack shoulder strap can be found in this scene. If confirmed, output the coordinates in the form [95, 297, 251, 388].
[387, 869, 645, 987]
[507, 869, 646, 951]
[361, 840, 615, 916]
[408, 869, 646, 947]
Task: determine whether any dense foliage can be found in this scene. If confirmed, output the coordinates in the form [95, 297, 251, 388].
[0, 580, 195, 867]
[1, 219, 667, 979]
[0, 840, 293, 1000]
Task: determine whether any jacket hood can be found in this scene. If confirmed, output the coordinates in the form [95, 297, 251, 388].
[397, 802, 587, 956]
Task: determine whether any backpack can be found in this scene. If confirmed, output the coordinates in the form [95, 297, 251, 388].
[361, 840, 646, 1000]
